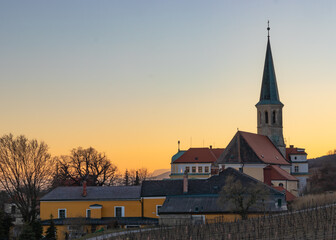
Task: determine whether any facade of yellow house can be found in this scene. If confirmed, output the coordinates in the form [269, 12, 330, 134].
[40, 185, 158, 240]
[141, 197, 166, 218]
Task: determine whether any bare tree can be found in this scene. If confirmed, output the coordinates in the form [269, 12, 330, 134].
[128, 168, 150, 185]
[217, 176, 269, 220]
[55, 147, 118, 186]
[0, 134, 55, 223]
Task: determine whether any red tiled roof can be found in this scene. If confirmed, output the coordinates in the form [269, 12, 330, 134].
[286, 146, 307, 160]
[240, 131, 290, 165]
[265, 165, 298, 181]
[273, 186, 297, 202]
[174, 148, 225, 163]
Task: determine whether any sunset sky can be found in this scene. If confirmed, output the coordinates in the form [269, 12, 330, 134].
[1, 1, 336, 172]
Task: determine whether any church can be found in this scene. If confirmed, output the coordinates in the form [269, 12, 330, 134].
[170, 24, 309, 196]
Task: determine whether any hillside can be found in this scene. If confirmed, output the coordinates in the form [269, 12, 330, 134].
[308, 154, 336, 169]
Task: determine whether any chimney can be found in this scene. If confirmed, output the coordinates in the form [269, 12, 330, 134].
[183, 170, 188, 194]
[82, 180, 87, 197]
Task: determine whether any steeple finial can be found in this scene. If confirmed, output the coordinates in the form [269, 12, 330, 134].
[267, 21, 270, 38]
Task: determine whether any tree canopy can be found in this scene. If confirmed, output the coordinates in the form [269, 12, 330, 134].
[0, 134, 54, 223]
[54, 147, 118, 186]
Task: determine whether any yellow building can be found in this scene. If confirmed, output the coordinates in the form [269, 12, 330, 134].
[40, 185, 157, 240]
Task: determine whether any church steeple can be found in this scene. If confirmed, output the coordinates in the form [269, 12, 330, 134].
[256, 22, 286, 157]
[256, 22, 283, 106]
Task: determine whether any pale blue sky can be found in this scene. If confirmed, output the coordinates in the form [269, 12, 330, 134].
[1, 1, 335, 170]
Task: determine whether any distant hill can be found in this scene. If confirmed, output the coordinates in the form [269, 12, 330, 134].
[150, 169, 170, 180]
[308, 154, 336, 170]
[150, 171, 170, 180]
[151, 169, 170, 177]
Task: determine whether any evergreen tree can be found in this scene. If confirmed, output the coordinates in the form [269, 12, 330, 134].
[45, 215, 56, 240]
[134, 171, 140, 185]
[31, 220, 43, 240]
[124, 169, 129, 186]
[18, 223, 35, 240]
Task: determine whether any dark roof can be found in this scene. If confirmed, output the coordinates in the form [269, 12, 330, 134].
[172, 148, 225, 164]
[159, 195, 284, 214]
[256, 37, 283, 106]
[217, 131, 289, 165]
[41, 217, 158, 226]
[40, 186, 141, 201]
[142, 167, 283, 197]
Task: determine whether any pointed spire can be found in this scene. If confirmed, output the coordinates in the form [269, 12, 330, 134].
[256, 22, 283, 106]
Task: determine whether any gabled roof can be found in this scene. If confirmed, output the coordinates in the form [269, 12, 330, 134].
[264, 165, 298, 183]
[141, 167, 283, 197]
[217, 131, 289, 165]
[172, 147, 225, 164]
[158, 168, 286, 214]
[256, 36, 283, 106]
[40, 186, 141, 201]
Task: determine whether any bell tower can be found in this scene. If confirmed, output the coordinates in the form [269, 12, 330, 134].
[256, 22, 286, 157]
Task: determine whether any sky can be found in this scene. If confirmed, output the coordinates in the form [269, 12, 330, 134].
[1, 1, 336, 172]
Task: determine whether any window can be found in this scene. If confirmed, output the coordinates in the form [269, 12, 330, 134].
[198, 166, 202, 173]
[156, 205, 162, 216]
[277, 199, 282, 207]
[192, 166, 196, 173]
[58, 209, 66, 219]
[265, 111, 269, 124]
[259, 111, 261, 124]
[204, 166, 209, 173]
[279, 183, 284, 187]
[11, 205, 16, 214]
[114, 206, 125, 217]
[272, 111, 276, 124]
[294, 166, 299, 173]
[86, 209, 91, 218]
[185, 166, 190, 173]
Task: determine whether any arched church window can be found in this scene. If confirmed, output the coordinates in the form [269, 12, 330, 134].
[265, 111, 269, 124]
[259, 111, 261, 124]
[272, 110, 276, 124]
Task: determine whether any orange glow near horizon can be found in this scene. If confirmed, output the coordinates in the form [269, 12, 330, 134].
[1, 1, 336, 172]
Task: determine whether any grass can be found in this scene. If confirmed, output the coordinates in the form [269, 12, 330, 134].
[290, 191, 336, 211]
